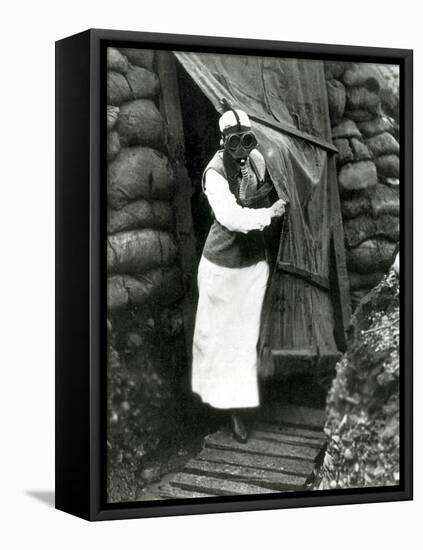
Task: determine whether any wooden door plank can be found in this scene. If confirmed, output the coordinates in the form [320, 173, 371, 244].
[205, 431, 319, 462]
[171, 472, 279, 496]
[184, 459, 306, 490]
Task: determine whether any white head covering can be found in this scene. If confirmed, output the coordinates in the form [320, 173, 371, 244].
[218, 109, 251, 133]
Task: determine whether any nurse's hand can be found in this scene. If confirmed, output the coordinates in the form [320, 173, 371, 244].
[270, 199, 287, 218]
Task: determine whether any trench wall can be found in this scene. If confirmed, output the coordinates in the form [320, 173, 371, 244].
[325, 62, 400, 309]
[106, 47, 192, 502]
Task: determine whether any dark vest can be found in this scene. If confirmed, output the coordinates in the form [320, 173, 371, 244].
[201, 149, 274, 268]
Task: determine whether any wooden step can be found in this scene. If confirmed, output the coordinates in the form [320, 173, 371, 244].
[196, 447, 312, 477]
[264, 403, 325, 429]
[159, 484, 212, 499]
[251, 429, 324, 449]
[255, 422, 327, 441]
[170, 472, 279, 496]
[205, 431, 319, 462]
[184, 459, 306, 490]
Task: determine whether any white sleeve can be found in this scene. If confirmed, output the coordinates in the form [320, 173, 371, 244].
[204, 169, 272, 234]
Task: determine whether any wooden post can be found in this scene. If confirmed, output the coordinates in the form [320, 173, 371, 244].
[156, 51, 197, 366]
[328, 155, 352, 349]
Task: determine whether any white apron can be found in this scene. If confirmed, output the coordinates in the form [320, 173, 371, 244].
[191, 255, 270, 409]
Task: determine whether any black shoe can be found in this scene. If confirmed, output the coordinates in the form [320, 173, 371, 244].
[229, 412, 249, 443]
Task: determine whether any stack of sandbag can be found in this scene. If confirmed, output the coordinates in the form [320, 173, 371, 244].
[106, 49, 195, 502]
[325, 62, 400, 309]
[106, 48, 184, 312]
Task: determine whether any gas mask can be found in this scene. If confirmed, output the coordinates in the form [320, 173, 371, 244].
[223, 130, 258, 161]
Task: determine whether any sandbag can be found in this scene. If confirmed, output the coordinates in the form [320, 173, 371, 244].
[116, 99, 165, 149]
[108, 265, 184, 311]
[326, 79, 346, 126]
[107, 105, 120, 131]
[118, 48, 155, 70]
[344, 214, 399, 249]
[344, 108, 380, 122]
[375, 154, 400, 178]
[338, 161, 378, 193]
[370, 184, 399, 217]
[332, 119, 362, 140]
[107, 229, 178, 274]
[346, 87, 381, 115]
[341, 193, 371, 220]
[107, 69, 160, 106]
[342, 64, 382, 93]
[107, 71, 132, 106]
[324, 61, 348, 81]
[125, 65, 160, 99]
[334, 138, 354, 165]
[108, 200, 174, 234]
[365, 132, 399, 158]
[346, 237, 397, 273]
[107, 130, 121, 161]
[348, 270, 385, 291]
[107, 47, 129, 73]
[356, 116, 395, 137]
[350, 138, 372, 161]
[108, 147, 174, 207]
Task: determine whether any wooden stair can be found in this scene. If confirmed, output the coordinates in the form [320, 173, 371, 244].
[158, 403, 327, 499]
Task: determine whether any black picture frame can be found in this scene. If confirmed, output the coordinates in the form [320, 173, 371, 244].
[55, 28, 413, 521]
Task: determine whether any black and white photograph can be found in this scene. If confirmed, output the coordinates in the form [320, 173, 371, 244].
[105, 46, 403, 503]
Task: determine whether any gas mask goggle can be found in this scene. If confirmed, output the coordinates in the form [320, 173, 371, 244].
[223, 129, 258, 160]
[219, 100, 257, 161]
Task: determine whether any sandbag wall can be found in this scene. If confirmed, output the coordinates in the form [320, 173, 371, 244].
[325, 62, 400, 309]
[106, 47, 188, 502]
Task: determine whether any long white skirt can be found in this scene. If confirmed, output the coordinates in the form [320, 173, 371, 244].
[191, 255, 270, 409]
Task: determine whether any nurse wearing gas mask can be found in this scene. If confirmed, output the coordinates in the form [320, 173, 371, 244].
[191, 103, 287, 442]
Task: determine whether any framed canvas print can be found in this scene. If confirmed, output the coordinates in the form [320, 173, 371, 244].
[55, 28, 413, 521]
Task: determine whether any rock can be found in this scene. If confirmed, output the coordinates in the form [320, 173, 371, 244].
[318, 270, 400, 489]
[140, 465, 162, 483]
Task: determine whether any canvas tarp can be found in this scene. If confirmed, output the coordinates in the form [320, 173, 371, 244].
[174, 51, 350, 378]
